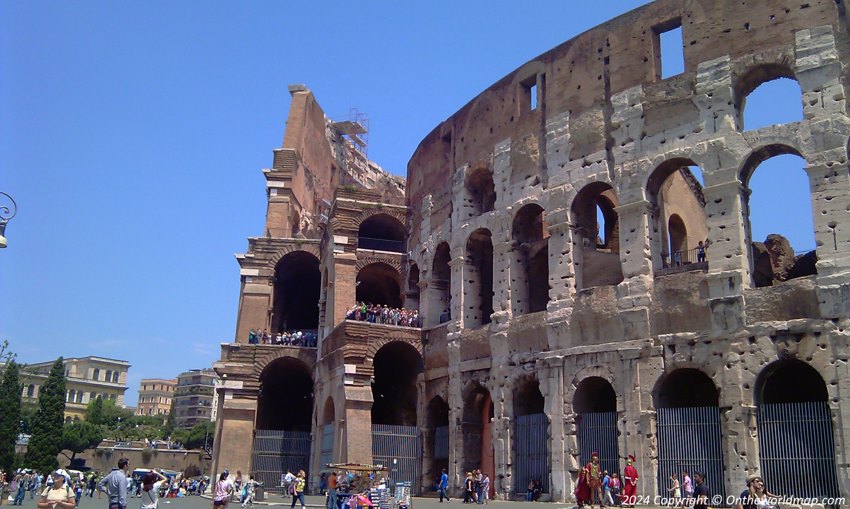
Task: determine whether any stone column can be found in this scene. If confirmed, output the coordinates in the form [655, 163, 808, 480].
[717, 348, 755, 500]
[234, 275, 272, 342]
[445, 335, 463, 497]
[614, 200, 654, 341]
[492, 235, 514, 330]
[539, 358, 567, 502]
[331, 253, 357, 326]
[545, 205, 577, 350]
[212, 392, 257, 480]
[342, 386, 373, 464]
[449, 250, 466, 330]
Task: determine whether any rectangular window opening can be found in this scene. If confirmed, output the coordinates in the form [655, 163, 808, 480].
[657, 20, 685, 79]
[529, 83, 538, 110]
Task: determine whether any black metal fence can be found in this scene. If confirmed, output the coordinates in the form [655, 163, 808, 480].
[372, 424, 422, 494]
[358, 237, 405, 253]
[577, 412, 619, 477]
[251, 430, 312, 494]
[514, 413, 549, 494]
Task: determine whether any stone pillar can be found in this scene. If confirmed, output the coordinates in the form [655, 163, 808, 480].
[234, 275, 272, 342]
[489, 380, 512, 499]
[718, 348, 755, 500]
[212, 393, 257, 480]
[615, 200, 654, 341]
[331, 254, 357, 327]
[622, 355, 664, 500]
[342, 386, 373, 464]
[492, 236, 514, 330]
[539, 359, 567, 502]
[493, 139, 512, 209]
[264, 168, 295, 238]
[545, 205, 577, 350]
[449, 250, 466, 330]
[445, 335, 463, 497]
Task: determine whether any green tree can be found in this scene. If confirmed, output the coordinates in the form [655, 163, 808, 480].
[86, 396, 104, 425]
[26, 358, 66, 474]
[0, 359, 22, 472]
[172, 421, 214, 451]
[60, 421, 103, 462]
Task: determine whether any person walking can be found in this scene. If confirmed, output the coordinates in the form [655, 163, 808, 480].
[602, 471, 613, 507]
[667, 473, 680, 506]
[437, 469, 449, 503]
[692, 472, 709, 509]
[98, 458, 130, 509]
[289, 471, 305, 509]
[241, 476, 258, 509]
[481, 474, 490, 505]
[14, 475, 27, 506]
[327, 471, 339, 509]
[681, 471, 693, 507]
[37, 471, 76, 509]
[213, 472, 233, 509]
[139, 470, 167, 509]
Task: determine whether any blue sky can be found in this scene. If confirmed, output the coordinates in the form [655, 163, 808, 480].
[1, 1, 813, 406]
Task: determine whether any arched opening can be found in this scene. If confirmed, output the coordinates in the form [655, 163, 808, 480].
[356, 263, 403, 308]
[26, 385, 34, 398]
[358, 214, 406, 253]
[741, 147, 816, 287]
[574, 377, 619, 479]
[371, 341, 424, 426]
[512, 203, 550, 315]
[654, 369, 724, 501]
[68, 390, 76, 403]
[320, 397, 336, 467]
[429, 242, 452, 326]
[465, 167, 496, 217]
[273, 251, 321, 332]
[755, 359, 839, 498]
[371, 342, 424, 493]
[112, 372, 119, 383]
[462, 384, 495, 492]
[513, 378, 548, 495]
[668, 215, 688, 264]
[735, 65, 802, 131]
[425, 396, 451, 490]
[647, 159, 708, 272]
[464, 229, 494, 328]
[256, 357, 313, 431]
[571, 182, 623, 289]
[92, 369, 100, 381]
[105, 371, 112, 383]
[291, 209, 301, 237]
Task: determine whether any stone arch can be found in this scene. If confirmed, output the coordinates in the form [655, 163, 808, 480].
[371, 340, 424, 426]
[425, 395, 451, 489]
[570, 181, 623, 289]
[322, 396, 336, 425]
[428, 241, 452, 326]
[461, 380, 495, 478]
[733, 61, 799, 129]
[754, 358, 828, 406]
[465, 165, 497, 216]
[251, 349, 316, 382]
[365, 336, 424, 360]
[358, 212, 407, 252]
[510, 373, 549, 494]
[511, 202, 549, 315]
[256, 356, 314, 431]
[355, 257, 403, 274]
[273, 250, 321, 332]
[572, 375, 619, 479]
[267, 243, 322, 269]
[565, 365, 621, 413]
[653, 367, 720, 409]
[464, 228, 494, 328]
[353, 208, 407, 231]
[356, 262, 403, 308]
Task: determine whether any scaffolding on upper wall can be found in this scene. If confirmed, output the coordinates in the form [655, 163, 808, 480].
[333, 108, 369, 165]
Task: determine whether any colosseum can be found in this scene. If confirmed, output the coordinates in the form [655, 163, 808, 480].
[211, 0, 850, 503]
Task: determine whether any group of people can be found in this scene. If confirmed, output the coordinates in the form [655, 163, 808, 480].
[0, 470, 43, 505]
[574, 453, 639, 508]
[346, 302, 420, 328]
[247, 329, 318, 347]
[433, 468, 491, 504]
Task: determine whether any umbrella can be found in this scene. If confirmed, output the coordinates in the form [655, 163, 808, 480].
[356, 495, 374, 507]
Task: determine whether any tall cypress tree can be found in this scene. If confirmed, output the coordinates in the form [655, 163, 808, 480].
[26, 358, 66, 473]
[0, 360, 22, 472]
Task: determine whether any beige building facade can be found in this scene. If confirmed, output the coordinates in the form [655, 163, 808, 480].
[23, 357, 130, 422]
[136, 378, 176, 417]
[173, 369, 216, 429]
[213, 0, 850, 503]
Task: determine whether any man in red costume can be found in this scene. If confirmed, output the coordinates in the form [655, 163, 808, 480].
[584, 452, 602, 508]
[623, 455, 639, 507]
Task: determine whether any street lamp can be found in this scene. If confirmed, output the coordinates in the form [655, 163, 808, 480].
[0, 192, 18, 249]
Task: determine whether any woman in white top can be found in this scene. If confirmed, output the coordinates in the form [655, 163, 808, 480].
[140, 471, 168, 509]
[37, 471, 76, 509]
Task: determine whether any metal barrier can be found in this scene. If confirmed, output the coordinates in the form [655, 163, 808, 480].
[656, 407, 726, 504]
[320, 423, 334, 468]
[251, 430, 311, 494]
[578, 412, 620, 477]
[372, 424, 422, 494]
[758, 402, 840, 499]
[514, 413, 549, 494]
[434, 426, 449, 460]
[358, 237, 405, 253]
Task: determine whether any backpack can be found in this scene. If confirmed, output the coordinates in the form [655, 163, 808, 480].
[288, 483, 295, 495]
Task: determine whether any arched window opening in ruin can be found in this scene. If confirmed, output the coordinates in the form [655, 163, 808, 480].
[430, 242, 452, 326]
[358, 213, 407, 252]
[464, 229, 494, 328]
[512, 203, 550, 315]
[462, 385, 495, 478]
[292, 210, 301, 237]
[322, 397, 335, 426]
[741, 148, 816, 288]
[256, 357, 314, 431]
[26, 384, 35, 398]
[654, 368, 718, 409]
[356, 263, 403, 308]
[647, 159, 708, 272]
[406, 263, 420, 310]
[574, 377, 619, 477]
[754, 358, 840, 498]
[514, 378, 545, 417]
[572, 183, 624, 289]
[737, 67, 802, 131]
[426, 396, 451, 486]
[573, 377, 616, 414]
[755, 358, 828, 405]
[273, 251, 321, 332]
[371, 341, 424, 426]
[465, 167, 496, 217]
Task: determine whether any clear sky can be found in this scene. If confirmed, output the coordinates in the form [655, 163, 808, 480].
[1, 1, 813, 406]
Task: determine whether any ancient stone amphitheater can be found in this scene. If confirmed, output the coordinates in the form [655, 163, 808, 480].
[212, 0, 850, 503]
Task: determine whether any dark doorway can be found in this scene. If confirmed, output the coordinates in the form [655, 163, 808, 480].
[273, 252, 320, 331]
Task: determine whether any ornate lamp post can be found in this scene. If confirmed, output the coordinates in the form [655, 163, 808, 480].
[0, 192, 18, 248]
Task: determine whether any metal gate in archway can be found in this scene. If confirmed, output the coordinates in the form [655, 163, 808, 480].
[514, 413, 549, 494]
[578, 412, 619, 476]
[320, 423, 334, 467]
[757, 402, 840, 499]
[372, 424, 422, 493]
[252, 430, 312, 494]
[656, 407, 725, 501]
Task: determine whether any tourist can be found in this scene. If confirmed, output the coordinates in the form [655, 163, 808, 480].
[602, 470, 613, 507]
[692, 472, 709, 509]
[241, 475, 258, 508]
[681, 471, 692, 507]
[289, 471, 306, 509]
[73, 481, 82, 507]
[98, 458, 129, 509]
[464, 473, 474, 503]
[609, 473, 621, 506]
[14, 474, 27, 506]
[735, 475, 780, 509]
[248, 329, 258, 344]
[474, 469, 483, 504]
[140, 470, 167, 509]
[327, 471, 339, 509]
[481, 473, 490, 505]
[667, 473, 680, 506]
[213, 472, 232, 509]
[37, 471, 75, 509]
[437, 469, 449, 503]
[697, 241, 707, 263]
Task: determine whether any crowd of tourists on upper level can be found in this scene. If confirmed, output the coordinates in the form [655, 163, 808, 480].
[247, 329, 318, 347]
[345, 302, 420, 328]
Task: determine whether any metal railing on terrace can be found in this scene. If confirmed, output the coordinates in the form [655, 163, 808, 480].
[357, 236, 405, 253]
[656, 246, 708, 275]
